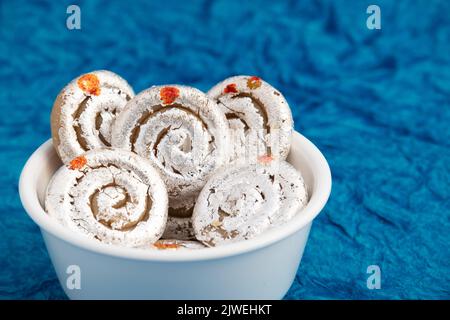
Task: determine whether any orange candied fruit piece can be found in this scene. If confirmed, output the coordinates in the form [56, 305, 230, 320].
[247, 76, 262, 90]
[77, 73, 101, 96]
[160, 86, 180, 105]
[153, 242, 180, 249]
[223, 83, 238, 94]
[69, 156, 87, 170]
[257, 154, 273, 164]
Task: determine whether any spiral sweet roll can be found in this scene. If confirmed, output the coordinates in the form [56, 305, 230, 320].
[45, 148, 168, 248]
[51, 70, 134, 163]
[192, 156, 308, 246]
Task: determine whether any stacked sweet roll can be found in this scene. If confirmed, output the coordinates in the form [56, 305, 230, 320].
[45, 71, 308, 250]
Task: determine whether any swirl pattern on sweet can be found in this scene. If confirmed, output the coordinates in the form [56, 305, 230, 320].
[192, 157, 308, 246]
[111, 85, 230, 215]
[51, 70, 134, 163]
[208, 75, 293, 163]
[45, 148, 168, 247]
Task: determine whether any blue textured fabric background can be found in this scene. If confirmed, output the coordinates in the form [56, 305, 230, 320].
[0, 0, 449, 299]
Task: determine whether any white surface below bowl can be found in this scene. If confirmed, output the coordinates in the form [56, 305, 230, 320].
[19, 131, 331, 300]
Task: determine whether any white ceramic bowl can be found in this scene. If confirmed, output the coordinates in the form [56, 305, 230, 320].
[19, 131, 331, 300]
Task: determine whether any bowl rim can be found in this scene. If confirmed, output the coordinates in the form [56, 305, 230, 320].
[19, 131, 332, 262]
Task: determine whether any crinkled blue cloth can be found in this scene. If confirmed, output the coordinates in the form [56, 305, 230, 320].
[0, 0, 449, 299]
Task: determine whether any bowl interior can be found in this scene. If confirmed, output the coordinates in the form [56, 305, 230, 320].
[20, 131, 331, 261]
